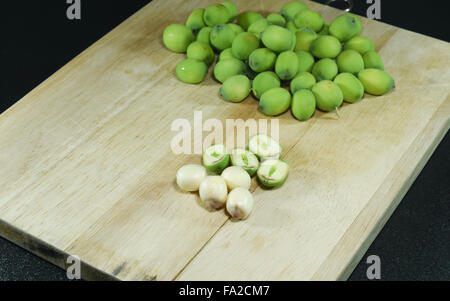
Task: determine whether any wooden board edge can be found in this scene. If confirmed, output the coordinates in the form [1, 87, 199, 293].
[0, 219, 120, 281]
[311, 98, 450, 281]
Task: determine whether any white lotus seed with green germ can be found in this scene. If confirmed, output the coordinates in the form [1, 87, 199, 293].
[199, 176, 228, 210]
[257, 159, 290, 188]
[230, 148, 260, 176]
[226, 188, 254, 220]
[248, 134, 282, 160]
[176, 164, 208, 192]
[221, 166, 251, 191]
[202, 144, 230, 174]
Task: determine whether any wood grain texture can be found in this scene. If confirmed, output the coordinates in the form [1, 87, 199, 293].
[0, 0, 449, 281]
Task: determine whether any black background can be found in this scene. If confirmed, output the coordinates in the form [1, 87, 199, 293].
[0, 0, 449, 281]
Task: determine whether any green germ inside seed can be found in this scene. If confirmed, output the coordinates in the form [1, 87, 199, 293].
[242, 154, 249, 165]
[269, 166, 277, 177]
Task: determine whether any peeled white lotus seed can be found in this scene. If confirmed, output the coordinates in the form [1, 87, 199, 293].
[226, 188, 254, 220]
[176, 164, 207, 192]
[199, 176, 228, 210]
[221, 166, 251, 191]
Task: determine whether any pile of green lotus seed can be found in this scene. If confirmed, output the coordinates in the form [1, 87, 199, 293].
[163, 1, 395, 121]
[176, 134, 288, 220]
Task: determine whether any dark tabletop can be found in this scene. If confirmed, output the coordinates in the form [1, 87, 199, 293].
[0, 0, 449, 281]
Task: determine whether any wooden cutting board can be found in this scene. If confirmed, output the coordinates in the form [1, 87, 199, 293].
[0, 0, 449, 281]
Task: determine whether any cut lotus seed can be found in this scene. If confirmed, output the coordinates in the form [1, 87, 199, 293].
[230, 148, 260, 176]
[257, 159, 290, 188]
[202, 144, 230, 174]
[226, 188, 254, 220]
[248, 134, 282, 160]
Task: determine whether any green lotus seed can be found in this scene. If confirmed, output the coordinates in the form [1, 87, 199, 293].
[294, 27, 318, 52]
[291, 89, 316, 121]
[259, 88, 292, 116]
[334, 73, 364, 103]
[220, 75, 251, 103]
[186, 8, 206, 34]
[358, 69, 395, 96]
[261, 25, 296, 53]
[219, 48, 234, 61]
[310, 35, 342, 59]
[214, 58, 247, 83]
[363, 51, 384, 70]
[252, 71, 281, 99]
[163, 24, 195, 53]
[267, 13, 286, 26]
[187, 41, 215, 65]
[290, 72, 316, 94]
[232, 32, 260, 60]
[318, 23, 329, 35]
[294, 9, 324, 33]
[176, 58, 208, 84]
[311, 80, 344, 112]
[275, 51, 299, 80]
[312, 58, 338, 81]
[337, 49, 364, 75]
[221, 1, 239, 21]
[210, 24, 237, 51]
[237, 12, 264, 30]
[249, 48, 277, 73]
[228, 23, 245, 35]
[286, 20, 300, 33]
[203, 4, 231, 27]
[197, 27, 213, 46]
[248, 19, 270, 39]
[296, 50, 315, 72]
[344, 36, 376, 55]
[329, 13, 362, 43]
[280, 1, 308, 21]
